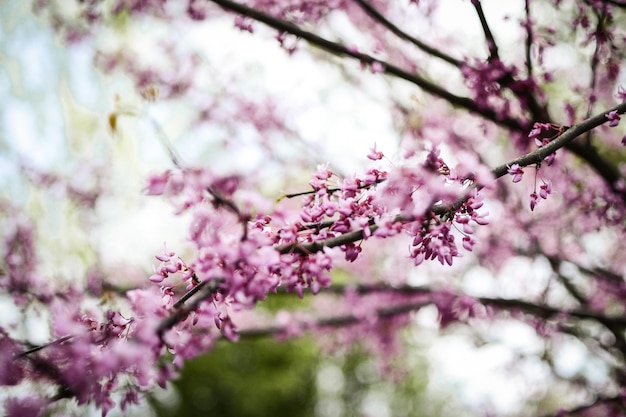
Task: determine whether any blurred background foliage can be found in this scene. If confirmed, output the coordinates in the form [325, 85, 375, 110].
[151, 338, 318, 417]
[150, 334, 467, 417]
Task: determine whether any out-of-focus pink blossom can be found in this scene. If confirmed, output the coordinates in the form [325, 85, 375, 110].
[3, 395, 47, 417]
[616, 85, 626, 102]
[606, 110, 621, 127]
[507, 164, 524, 183]
[529, 191, 539, 211]
[367, 144, 384, 160]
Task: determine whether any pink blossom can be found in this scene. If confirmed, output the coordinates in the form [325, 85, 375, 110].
[371, 61, 385, 73]
[507, 164, 524, 183]
[367, 144, 384, 160]
[606, 110, 620, 127]
[539, 181, 552, 199]
[0, 333, 24, 386]
[3, 396, 47, 417]
[529, 192, 539, 211]
[616, 85, 626, 102]
[234, 15, 254, 32]
[528, 122, 551, 142]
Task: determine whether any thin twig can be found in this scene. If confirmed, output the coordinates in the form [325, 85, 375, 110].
[524, 0, 534, 79]
[240, 284, 626, 339]
[157, 278, 224, 336]
[277, 178, 384, 201]
[16, 335, 74, 358]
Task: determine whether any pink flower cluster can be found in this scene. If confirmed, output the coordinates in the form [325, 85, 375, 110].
[139, 147, 492, 358]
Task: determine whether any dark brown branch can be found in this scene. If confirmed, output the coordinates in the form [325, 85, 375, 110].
[157, 278, 223, 336]
[524, 0, 533, 79]
[582, 9, 606, 146]
[479, 296, 626, 327]
[277, 219, 379, 255]
[472, 0, 500, 60]
[16, 335, 74, 358]
[172, 278, 208, 309]
[239, 300, 430, 338]
[323, 283, 626, 327]
[352, 0, 462, 67]
[491, 101, 626, 179]
[241, 284, 626, 340]
[565, 141, 624, 197]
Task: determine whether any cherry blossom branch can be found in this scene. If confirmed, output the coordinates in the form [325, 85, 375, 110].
[207, 0, 524, 132]
[276, 219, 378, 255]
[16, 335, 74, 358]
[278, 178, 384, 200]
[351, 0, 462, 68]
[480, 296, 626, 327]
[239, 299, 431, 338]
[239, 284, 626, 341]
[157, 278, 223, 336]
[320, 284, 626, 327]
[211, 0, 624, 202]
[277, 101, 626, 256]
[209, 0, 625, 209]
[491, 100, 626, 178]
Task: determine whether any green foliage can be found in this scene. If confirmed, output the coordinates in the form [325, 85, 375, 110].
[152, 338, 318, 417]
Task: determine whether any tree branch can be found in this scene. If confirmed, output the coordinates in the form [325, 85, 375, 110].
[240, 284, 626, 340]
[277, 101, 626, 256]
[471, 0, 500, 60]
[157, 278, 223, 336]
